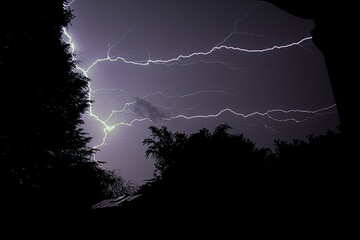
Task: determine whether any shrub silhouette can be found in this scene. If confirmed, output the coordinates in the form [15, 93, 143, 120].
[134, 124, 345, 225]
[273, 129, 345, 214]
[140, 124, 276, 219]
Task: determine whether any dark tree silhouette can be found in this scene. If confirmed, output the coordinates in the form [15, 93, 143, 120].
[89, 124, 344, 232]
[139, 124, 276, 222]
[0, 1, 121, 215]
[272, 129, 345, 218]
[119, 124, 344, 229]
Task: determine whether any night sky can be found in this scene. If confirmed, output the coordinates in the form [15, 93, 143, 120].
[64, 0, 339, 183]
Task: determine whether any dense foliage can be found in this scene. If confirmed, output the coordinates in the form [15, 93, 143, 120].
[138, 124, 343, 220]
[0, 1, 127, 213]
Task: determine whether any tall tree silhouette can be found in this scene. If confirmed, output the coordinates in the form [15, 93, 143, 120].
[0, 1, 115, 213]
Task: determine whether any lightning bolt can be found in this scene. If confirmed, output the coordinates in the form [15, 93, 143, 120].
[77, 36, 313, 69]
[161, 104, 337, 123]
[62, 1, 337, 155]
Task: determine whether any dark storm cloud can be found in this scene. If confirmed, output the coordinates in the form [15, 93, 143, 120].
[132, 97, 167, 121]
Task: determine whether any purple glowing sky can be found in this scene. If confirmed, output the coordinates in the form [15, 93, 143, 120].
[64, 0, 339, 183]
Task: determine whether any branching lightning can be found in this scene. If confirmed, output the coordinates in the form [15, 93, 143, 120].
[62, 1, 337, 153]
[76, 36, 313, 70]
[161, 104, 337, 123]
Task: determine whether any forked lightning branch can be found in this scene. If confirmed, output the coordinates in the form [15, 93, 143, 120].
[62, 2, 337, 150]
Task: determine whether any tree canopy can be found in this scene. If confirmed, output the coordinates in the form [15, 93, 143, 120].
[140, 124, 275, 217]
[0, 1, 127, 214]
[136, 124, 344, 223]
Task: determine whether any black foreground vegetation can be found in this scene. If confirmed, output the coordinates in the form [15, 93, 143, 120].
[105, 125, 345, 222]
[0, 1, 131, 217]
